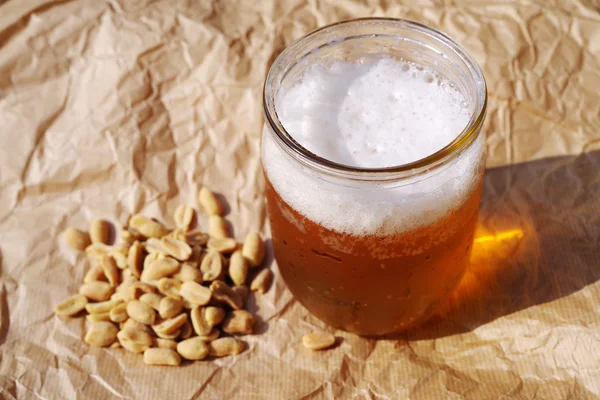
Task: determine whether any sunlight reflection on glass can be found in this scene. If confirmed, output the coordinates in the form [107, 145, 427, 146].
[474, 229, 524, 244]
[436, 224, 539, 320]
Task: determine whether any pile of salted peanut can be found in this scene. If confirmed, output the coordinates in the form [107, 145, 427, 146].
[54, 188, 277, 366]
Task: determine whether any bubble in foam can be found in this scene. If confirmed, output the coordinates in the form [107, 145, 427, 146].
[263, 56, 484, 236]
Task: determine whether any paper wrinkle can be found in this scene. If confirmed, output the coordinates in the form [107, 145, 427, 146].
[1, 0, 600, 398]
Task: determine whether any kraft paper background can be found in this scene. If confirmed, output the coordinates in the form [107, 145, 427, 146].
[1, 0, 599, 398]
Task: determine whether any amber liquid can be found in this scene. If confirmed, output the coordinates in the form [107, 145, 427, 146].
[265, 172, 484, 336]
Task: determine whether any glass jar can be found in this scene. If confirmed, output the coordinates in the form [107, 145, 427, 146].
[262, 18, 487, 336]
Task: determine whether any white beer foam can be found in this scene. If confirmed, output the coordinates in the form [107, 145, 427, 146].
[263, 57, 484, 236]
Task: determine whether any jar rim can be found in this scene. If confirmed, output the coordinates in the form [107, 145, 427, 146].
[263, 17, 487, 182]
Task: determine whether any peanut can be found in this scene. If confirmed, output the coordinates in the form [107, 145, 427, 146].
[222, 310, 255, 335]
[86, 311, 112, 322]
[187, 245, 206, 268]
[177, 337, 209, 361]
[141, 257, 180, 282]
[126, 300, 156, 325]
[250, 268, 273, 294]
[207, 237, 237, 254]
[85, 243, 112, 261]
[200, 251, 223, 282]
[85, 298, 122, 314]
[174, 204, 194, 231]
[83, 265, 106, 284]
[128, 228, 144, 241]
[153, 326, 180, 340]
[199, 187, 223, 216]
[117, 327, 153, 353]
[168, 228, 187, 242]
[197, 328, 220, 342]
[116, 280, 135, 302]
[161, 237, 192, 261]
[139, 293, 163, 311]
[208, 215, 229, 238]
[182, 298, 194, 310]
[157, 278, 182, 299]
[54, 294, 88, 317]
[120, 268, 138, 284]
[101, 255, 120, 286]
[228, 250, 248, 286]
[119, 227, 134, 243]
[232, 285, 249, 305]
[110, 249, 128, 269]
[178, 319, 193, 340]
[128, 214, 151, 231]
[111, 292, 124, 302]
[79, 281, 114, 302]
[180, 281, 212, 306]
[90, 219, 110, 244]
[173, 262, 202, 283]
[145, 237, 167, 254]
[153, 313, 187, 335]
[209, 337, 244, 357]
[121, 318, 151, 334]
[63, 228, 91, 251]
[185, 231, 209, 246]
[190, 306, 211, 336]
[56, 192, 270, 366]
[138, 220, 170, 239]
[155, 338, 178, 350]
[159, 296, 183, 319]
[302, 332, 336, 350]
[242, 232, 265, 267]
[204, 306, 225, 328]
[109, 303, 128, 323]
[127, 241, 145, 278]
[143, 252, 162, 273]
[143, 348, 181, 366]
[122, 218, 144, 240]
[128, 282, 156, 300]
[85, 321, 118, 347]
[210, 281, 242, 310]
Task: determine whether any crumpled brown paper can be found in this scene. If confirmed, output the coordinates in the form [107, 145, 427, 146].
[1, 0, 600, 398]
